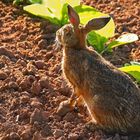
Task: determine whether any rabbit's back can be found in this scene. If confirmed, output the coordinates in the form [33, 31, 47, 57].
[63, 47, 140, 133]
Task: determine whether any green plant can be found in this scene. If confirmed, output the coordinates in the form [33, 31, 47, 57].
[119, 61, 140, 83]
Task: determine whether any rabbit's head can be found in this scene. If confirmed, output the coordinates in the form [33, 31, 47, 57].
[56, 5, 111, 49]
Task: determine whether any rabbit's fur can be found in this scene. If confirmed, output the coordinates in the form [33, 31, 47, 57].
[56, 5, 140, 133]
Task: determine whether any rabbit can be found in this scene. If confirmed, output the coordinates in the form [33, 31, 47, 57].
[55, 5, 140, 134]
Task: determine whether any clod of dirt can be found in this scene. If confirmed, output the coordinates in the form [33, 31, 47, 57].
[26, 61, 37, 75]
[31, 81, 41, 95]
[0, 114, 6, 123]
[38, 39, 48, 49]
[68, 133, 79, 140]
[0, 70, 8, 80]
[32, 131, 45, 140]
[56, 100, 73, 117]
[19, 76, 32, 91]
[34, 60, 46, 69]
[63, 112, 77, 122]
[30, 98, 42, 109]
[53, 129, 64, 138]
[20, 127, 33, 140]
[30, 108, 48, 124]
[45, 51, 53, 61]
[16, 59, 27, 67]
[10, 98, 20, 110]
[39, 77, 49, 88]
[9, 132, 20, 140]
[20, 95, 30, 104]
[0, 61, 5, 68]
[8, 82, 18, 90]
[131, 47, 140, 61]
[0, 46, 16, 60]
[40, 124, 52, 137]
[18, 108, 30, 122]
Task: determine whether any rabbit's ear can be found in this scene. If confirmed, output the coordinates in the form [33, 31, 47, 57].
[84, 17, 111, 33]
[67, 5, 80, 28]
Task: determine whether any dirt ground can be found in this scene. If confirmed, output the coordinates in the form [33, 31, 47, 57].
[0, 0, 140, 140]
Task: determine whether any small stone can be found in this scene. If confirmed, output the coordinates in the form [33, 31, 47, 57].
[53, 129, 64, 138]
[45, 51, 53, 60]
[16, 59, 27, 67]
[19, 33, 27, 40]
[40, 124, 52, 137]
[27, 75, 36, 83]
[19, 108, 30, 121]
[0, 114, 6, 123]
[31, 81, 41, 95]
[38, 39, 48, 49]
[32, 132, 43, 140]
[35, 35, 43, 43]
[30, 109, 42, 124]
[8, 82, 18, 90]
[39, 77, 49, 88]
[27, 61, 37, 75]
[10, 98, 19, 110]
[21, 128, 33, 140]
[19, 77, 31, 91]
[57, 100, 72, 117]
[68, 133, 79, 140]
[0, 46, 16, 60]
[63, 112, 76, 122]
[31, 100, 42, 109]
[20, 95, 30, 103]
[35, 60, 45, 69]
[9, 132, 20, 140]
[30, 108, 48, 124]
[0, 70, 8, 80]
[0, 61, 5, 68]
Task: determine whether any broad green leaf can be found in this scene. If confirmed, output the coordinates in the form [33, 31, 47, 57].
[119, 65, 140, 82]
[42, 0, 62, 19]
[74, 5, 115, 38]
[108, 33, 138, 48]
[23, 4, 60, 24]
[87, 31, 108, 53]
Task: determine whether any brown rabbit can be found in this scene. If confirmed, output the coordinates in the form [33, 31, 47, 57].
[56, 5, 140, 134]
